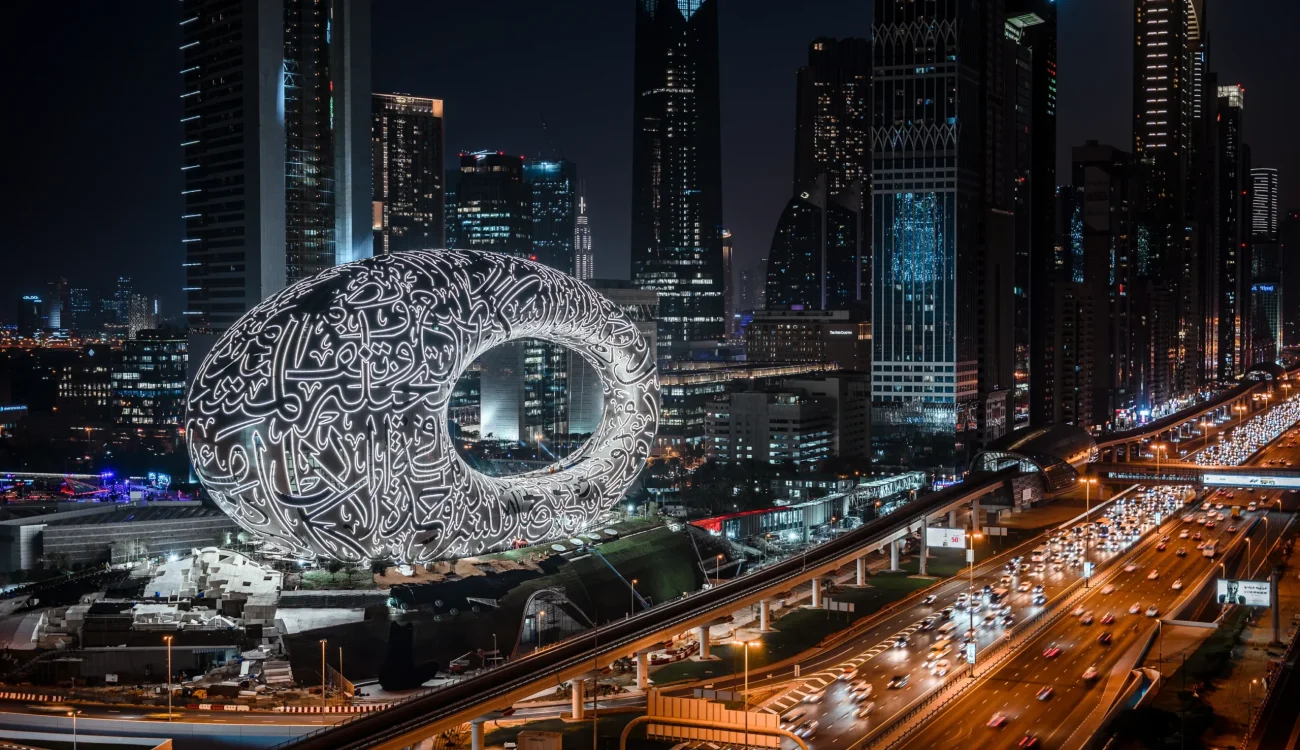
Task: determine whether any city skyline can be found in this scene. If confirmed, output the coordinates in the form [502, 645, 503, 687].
[5, 0, 1297, 323]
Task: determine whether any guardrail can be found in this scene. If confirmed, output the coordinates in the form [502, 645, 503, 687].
[852, 488, 1205, 750]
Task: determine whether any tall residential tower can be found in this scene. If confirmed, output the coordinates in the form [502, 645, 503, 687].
[371, 93, 445, 254]
[631, 0, 725, 360]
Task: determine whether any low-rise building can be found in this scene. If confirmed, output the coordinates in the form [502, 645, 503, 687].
[743, 308, 870, 369]
[705, 391, 834, 467]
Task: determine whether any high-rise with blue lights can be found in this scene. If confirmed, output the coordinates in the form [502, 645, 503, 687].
[871, 0, 1018, 472]
[179, 0, 371, 343]
[631, 0, 725, 361]
[525, 159, 579, 275]
[1251, 167, 1281, 363]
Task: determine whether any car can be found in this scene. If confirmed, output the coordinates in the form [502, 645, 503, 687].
[1072, 605, 1086, 617]
[1156, 542, 1167, 551]
[1179, 529, 1191, 539]
[1206, 521, 1216, 530]
[1032, 584, 1045, 594]
[855, 702, 875, 719]
[1002, 614, 1016, 626]
[921, 594, 938, 605]
[796, 720, 819, 738]
[1172, 579, 1183, 590]
[1101, 612, 1115, 624]
[851, 682, 874, 699]
[1196, 541, 1206, 550]
[940, 606, 955, 620]
[1130, 602, 1142, 614]
[925, 646, 951, 664]
[780, 709, 807, 730]
[1043, 644, 1062, 658]
[1148, 569, 1160, 580]
[887, 675, 909, 689]
[803, 690, 824, 704]
[894, 635, 909, 648]
[1098, 632, 1113, 645]
[1193, 532, 1203, 541]
[1216, 503, 1226, 510]
[1037, 686, 1054, 701]
[1161, 535, 1170, 543]
[1080, 611, 1095, 625]
[1018, 582, 1032, 592]
[1183, 514, 1196, 523]
[838, 667, 859, 681]
[1227, 525, 1238, 533]
[1146, 605, 1160, 617]
[1000, 575, 1014, 586]
[930, 659, 951, 677]
[1176, 547, 1188, 557]
[1020, 734, 1041, 748]
[1083, 666, 1099, 680]
[918, 617, 936, 632]
[1125, 563, 1139, 572]
[956, 592, 970, 602]
[1101, 584, 1115, 595]
[1032, 593, 1047, 605]
[987, 713, 1009, 728]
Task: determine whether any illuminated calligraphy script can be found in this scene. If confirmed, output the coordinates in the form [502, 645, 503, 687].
[186, 249, 660, 562]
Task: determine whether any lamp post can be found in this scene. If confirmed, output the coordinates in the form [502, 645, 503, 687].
[162, 634, 173, 721]
[715, 554, 723, 582]
[967, 532, 984, 678]
[538, 610, 546, 650]
[67, 709, 81, 750]
[320, 639, 328, 709]
[1245, 539, 1253, 576]
[1153, 443, 1166, 474]
[338, 646, 344, 691]
[1249, 677, 1258, 725]
[732, 638, 760, 750]
[630, 579, 638, 617]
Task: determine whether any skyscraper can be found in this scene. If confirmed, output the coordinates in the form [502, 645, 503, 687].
[574, 195, 593, 280]
[1283, 210, 1300, 348]
[631, 0, 725, 360]
[180, 0, 371, 341]
[454, 152, 531, 256]
[1216, 84, 1250, 376]
[793, 38, 870, 197]
[771, 37, 870, 314]
[1006, 1, 1056, 428]
[764, 177, 863, 311]
[1131, 0, 1205, 403]
[372, 93, 445, 255]
[525, 158, 579, 274]
[871, 0, 1018, 471]
[1251, 167, 1281, 363]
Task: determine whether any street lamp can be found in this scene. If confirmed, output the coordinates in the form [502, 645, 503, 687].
[630, 579, 639, 617]
[319, 639, 328, 708]
[67, 709, 81, 750]
[162, 634, 173, 721]
[967, 532, 984, 678]
[715, 553, 724, 582]
[731, 638, 761, 749]
[1153, 443, 1166, 474]
[538, 610, 546, 650]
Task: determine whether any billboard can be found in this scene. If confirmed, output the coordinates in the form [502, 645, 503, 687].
[926, 528, 967, 549]
[1216, 579, 1271, 607]
[1203, 474, 1300, 489]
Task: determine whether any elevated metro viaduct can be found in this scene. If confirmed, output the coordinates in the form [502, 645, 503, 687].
[1090, 461, 1300, 490]
[281, 469, 1031, 750]
[1094, 363, 1294, 463]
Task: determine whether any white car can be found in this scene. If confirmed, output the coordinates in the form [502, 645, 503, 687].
[1146, 605, 1160, 617]
[930, 659, 951, 677]
[1171, 579, 1183, 590]
[1101, 584, 1115, 595]
[1147, 569, 1159, 580]
[1072, 605, 1086, 617]
[1124, 563, 1138, 573]
[1082, 666, 1099, 680]
[1129, 602, 1142, 614]
[803, 690, 824, 704]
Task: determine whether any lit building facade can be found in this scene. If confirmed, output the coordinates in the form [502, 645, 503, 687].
[1216, 84, 1250, 376]
[372, 93, 445, 255]
[1251, 167, 1281, 363]
[631, 0, 725, 360]
[764, 176, 863, 311]
[112, 331, 187, 434]
[574, 196, 593, 280]
[871, 0, 1016, 471]
[706, 391, 833, 467]
[744, 308, 870, 370]
[525, 159, 579, 275]
[793, 37, 870, 196]
[179, 0, 371, 341]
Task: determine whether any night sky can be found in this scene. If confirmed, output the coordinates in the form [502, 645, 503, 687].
[2, 0, 1297, 322]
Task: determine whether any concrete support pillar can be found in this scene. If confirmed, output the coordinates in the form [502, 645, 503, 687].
[636, 652, 649, 690]
[471, 722, 484, 750]
[856, 557, 867, 587]
[889, 539, 901, 571]
[416, 740, 435, 750]
[697, 625, 711, 659]
[972, 498, 981, 530]
[571, 679, 585, 719]
[759, 599, 772, 631]
[919, 522, 928, 576]
[811, 577, 822, 608]
[947, 510, 957, 527]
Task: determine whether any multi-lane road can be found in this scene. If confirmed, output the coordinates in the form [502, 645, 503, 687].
[898, 437, 1300, 749]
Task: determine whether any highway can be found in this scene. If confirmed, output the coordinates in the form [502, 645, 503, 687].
[667, 489, 1154, 722]
[896, 437, 1300, 750]
[757, 487, 1198, 750]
